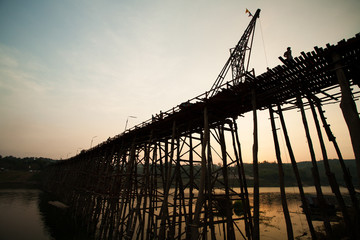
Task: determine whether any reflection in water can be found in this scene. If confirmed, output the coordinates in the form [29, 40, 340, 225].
[38, 191, 91, 240]
[0, 189, 49, 240]
[246, 186, 351, 240]
[251, 192, 320, 240]
[0, 189, 91, 240]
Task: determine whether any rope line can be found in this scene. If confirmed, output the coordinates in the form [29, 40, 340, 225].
[259, 19, 269, 68]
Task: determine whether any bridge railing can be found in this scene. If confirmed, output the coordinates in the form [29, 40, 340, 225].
[119, 75, 244, 136]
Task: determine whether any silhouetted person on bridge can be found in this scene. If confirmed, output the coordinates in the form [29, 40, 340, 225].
[284, 47, 293, 61]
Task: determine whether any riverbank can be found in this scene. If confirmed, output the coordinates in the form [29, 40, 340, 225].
[0, 170, 41, 188]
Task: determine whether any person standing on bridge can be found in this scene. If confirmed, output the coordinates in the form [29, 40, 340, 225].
[284, 47, 293, 61]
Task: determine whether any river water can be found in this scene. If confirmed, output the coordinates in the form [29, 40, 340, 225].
[0, 189, 49, 240]
[0, 187, 351, 239]
[0, 189, 89, 240]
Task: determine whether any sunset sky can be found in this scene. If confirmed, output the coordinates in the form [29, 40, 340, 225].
[1, 0, 359, 162]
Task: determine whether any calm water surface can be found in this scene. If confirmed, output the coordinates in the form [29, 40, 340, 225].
[0, 187, 349, 239]
[0, 189, 89, 240]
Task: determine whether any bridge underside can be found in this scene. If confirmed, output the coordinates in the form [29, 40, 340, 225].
[43, 34, 360, 239]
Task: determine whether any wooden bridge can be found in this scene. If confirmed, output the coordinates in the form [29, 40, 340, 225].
[43, 10, 360, 240]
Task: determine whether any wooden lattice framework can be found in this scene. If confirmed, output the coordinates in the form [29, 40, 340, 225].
[43, 29, 360, 239]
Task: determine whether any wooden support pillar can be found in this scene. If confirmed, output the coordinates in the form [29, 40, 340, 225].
[230, 119, 253, 239]
[186, 133, 194, 240]
[141, 137, 152, 240]
[159, 121, 177, 240]
[252, 89, 260, 240]
[297, 95, 333, 237]
[314, 98, 360, 232]
[192, 106, 209, 240]
[125, 145, 139, 238]
[170, 139, 180, 239]
[114, 153, 127, 238]
[269, 106, 294, 240]
[277, 104, 317, 239]
[333, 52, 360, 187]
[308, 97, 354, 238]
[219, 124, 236, 240]
[177, 138, 188, 239]
[207, 129, 216, 239]
[119, 143, 136, 238]
[146, 142, 157, 240]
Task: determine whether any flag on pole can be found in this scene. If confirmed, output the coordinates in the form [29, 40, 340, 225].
[245, 8, 253, 17]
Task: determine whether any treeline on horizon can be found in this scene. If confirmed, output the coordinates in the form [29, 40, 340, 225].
[0, 155, 55, 171]
[245, 159, 359, 188]
[0, 155, 358, 187]
[174, 159, 359, 188]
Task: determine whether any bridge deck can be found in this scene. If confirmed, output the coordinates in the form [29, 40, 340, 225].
[78, 33, 360, 154]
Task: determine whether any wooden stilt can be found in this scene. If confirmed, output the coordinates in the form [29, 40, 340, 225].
[186, 133, 194, 240]
[269, 106, 294, 240]
[192, 107, 209, 240]
[230, 119, 253, 239]
[297, 95, 333, 238]
[170, 139, 180, 239]
[218, 124, 236, 240]
[141, 139, 152, 240]
[333, 52, 360, 187]
[159, 121, 177, 239]
[207, 129, 216, 239]
[276, 104, 317, 239]
[252, 89, 260, 240]
[308, 96, 354, 238]
[313, 98, 360, 236]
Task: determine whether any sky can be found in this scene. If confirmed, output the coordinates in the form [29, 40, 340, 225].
[0, 0, 359, 162]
